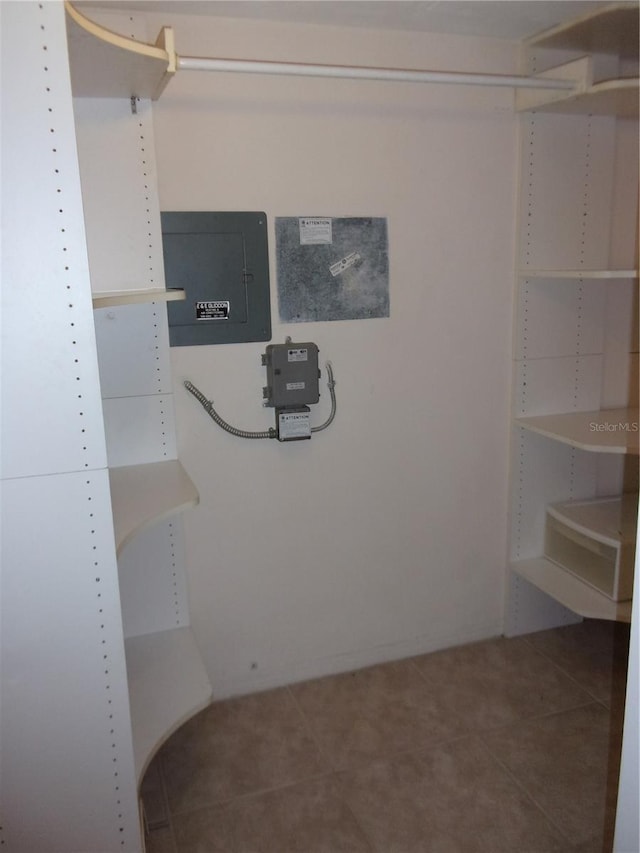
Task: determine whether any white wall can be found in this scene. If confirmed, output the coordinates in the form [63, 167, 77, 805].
[144, 11, 519, 697]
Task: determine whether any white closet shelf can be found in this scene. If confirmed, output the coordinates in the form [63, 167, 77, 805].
[516, 49, 639, 117]
[110, 460, 199, 555]
[92, 288, 185, 309]
[520, 78, 639, 117]
[548, 494, 638, 548]
[526, 3, 639, 59]
[519, 269, 639, 280]
[65, 2, 176, 99]
[126, 627, 213, 783]
[512, 557, 632, 623]
[515, 408, 640, 454]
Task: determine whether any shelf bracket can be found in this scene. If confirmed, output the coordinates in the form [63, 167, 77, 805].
[515, 56, 593, 112]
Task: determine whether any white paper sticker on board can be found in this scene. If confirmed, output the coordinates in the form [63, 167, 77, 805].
[299, 217, 332, 245]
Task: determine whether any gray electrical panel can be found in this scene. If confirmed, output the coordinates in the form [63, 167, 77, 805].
[262, 342, 320, 408]
[161, 211, 271, 346]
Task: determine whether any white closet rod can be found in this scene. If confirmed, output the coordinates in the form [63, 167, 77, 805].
[177, 55, 575, 91]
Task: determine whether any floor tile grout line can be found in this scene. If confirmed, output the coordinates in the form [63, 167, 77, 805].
[479, 696, 610, 739]
[476, 734, 582, 848]
[285, 683, 337, 772]
[519, 634, 619, 706]
[339, 798, 379, 853]
[164, 767, 339, 819]
[161, 731, 477, 823]
[406, 650, 607, 735]
[285, 679, 474, 777]
[151, 755, 178, 852]
[161, 765, 380, 853]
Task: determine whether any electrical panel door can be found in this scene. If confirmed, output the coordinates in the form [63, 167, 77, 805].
[162, 211, 271, 346]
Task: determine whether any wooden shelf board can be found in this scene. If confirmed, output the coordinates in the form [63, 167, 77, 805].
[92, 288, 185, 309]
[523, 78, 639, 117]
[65, 2, 176, 99]
[519, 269, 639, 280]
[125, 627, 213, 783]
[512, 557, 632, 623]
[527, 4, 639, 60]
[548, 494, 638, 549]
[515, 408, 640, 454]
[109, 460, 199, 555]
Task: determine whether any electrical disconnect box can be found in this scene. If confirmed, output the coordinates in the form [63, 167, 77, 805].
[183, 338, 335, 443]
[262, 342, 321, 441]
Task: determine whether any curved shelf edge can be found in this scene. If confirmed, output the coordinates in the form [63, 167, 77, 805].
[519, 77, 639, 117]
[512, 558, 632, 623]
[516, 54, 639, 117]
[93, 288, 185, 309]
[65, 2, 176, 99]
[109, 460, 199, 556]
[526, 4, 639, 60]
[125, 627, 213, 784]
[547, 494, 638, 550]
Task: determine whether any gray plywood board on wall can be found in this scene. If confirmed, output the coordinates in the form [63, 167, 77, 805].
[276, 217, 389, 323]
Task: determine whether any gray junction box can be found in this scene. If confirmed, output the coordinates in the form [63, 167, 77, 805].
[262, 342, 320, 408]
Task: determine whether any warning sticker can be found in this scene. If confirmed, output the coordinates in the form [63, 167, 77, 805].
[196, 300, 229, 320]
[299, 218, 332, 245]
[288, 348, 308, 362]
[330, 251, 362, 277]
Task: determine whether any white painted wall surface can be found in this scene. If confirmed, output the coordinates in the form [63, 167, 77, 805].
[144, 12, 518, 697]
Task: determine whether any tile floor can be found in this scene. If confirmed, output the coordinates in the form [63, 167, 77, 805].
[143, 619, 630, 853]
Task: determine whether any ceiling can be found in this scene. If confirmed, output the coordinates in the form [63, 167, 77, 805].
[81, 1, 613, 41]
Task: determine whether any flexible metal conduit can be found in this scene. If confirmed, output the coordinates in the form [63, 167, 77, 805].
[184, 362, 337, 440]
[312, 362, 336, 434]
[177, 55, 576, 92]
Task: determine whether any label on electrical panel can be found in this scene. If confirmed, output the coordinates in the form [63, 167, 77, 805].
[286, 381, 306, 391]
[288, 348, 308, 362]
[299, 218, 332, 245]
[279, 410, 311, 440]
[196, 300, 230, 320]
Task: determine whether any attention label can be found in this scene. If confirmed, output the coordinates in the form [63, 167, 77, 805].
[279, 411, 311, 439]
[299, 218, 332, 245]
[196, 300, 229, 320]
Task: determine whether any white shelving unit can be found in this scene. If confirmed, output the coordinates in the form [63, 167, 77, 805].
[519, 76, 639, 117]
[516, 5, 639, 117]
[65, 0, 176, 99]
[507, 3, 639, 631]
[67, 0, 213, 803]
[520, 269, 638, 279]
[545, 494, 637, 601]
[126, 627, 212, 782]
[1, 4, 211, 848]
[93, 288, 185, 309]
[513, 557, 632, 622]
[523, 3, 639, 57]
[110, 460, 199, 555]
[515, 408, 639, 455]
